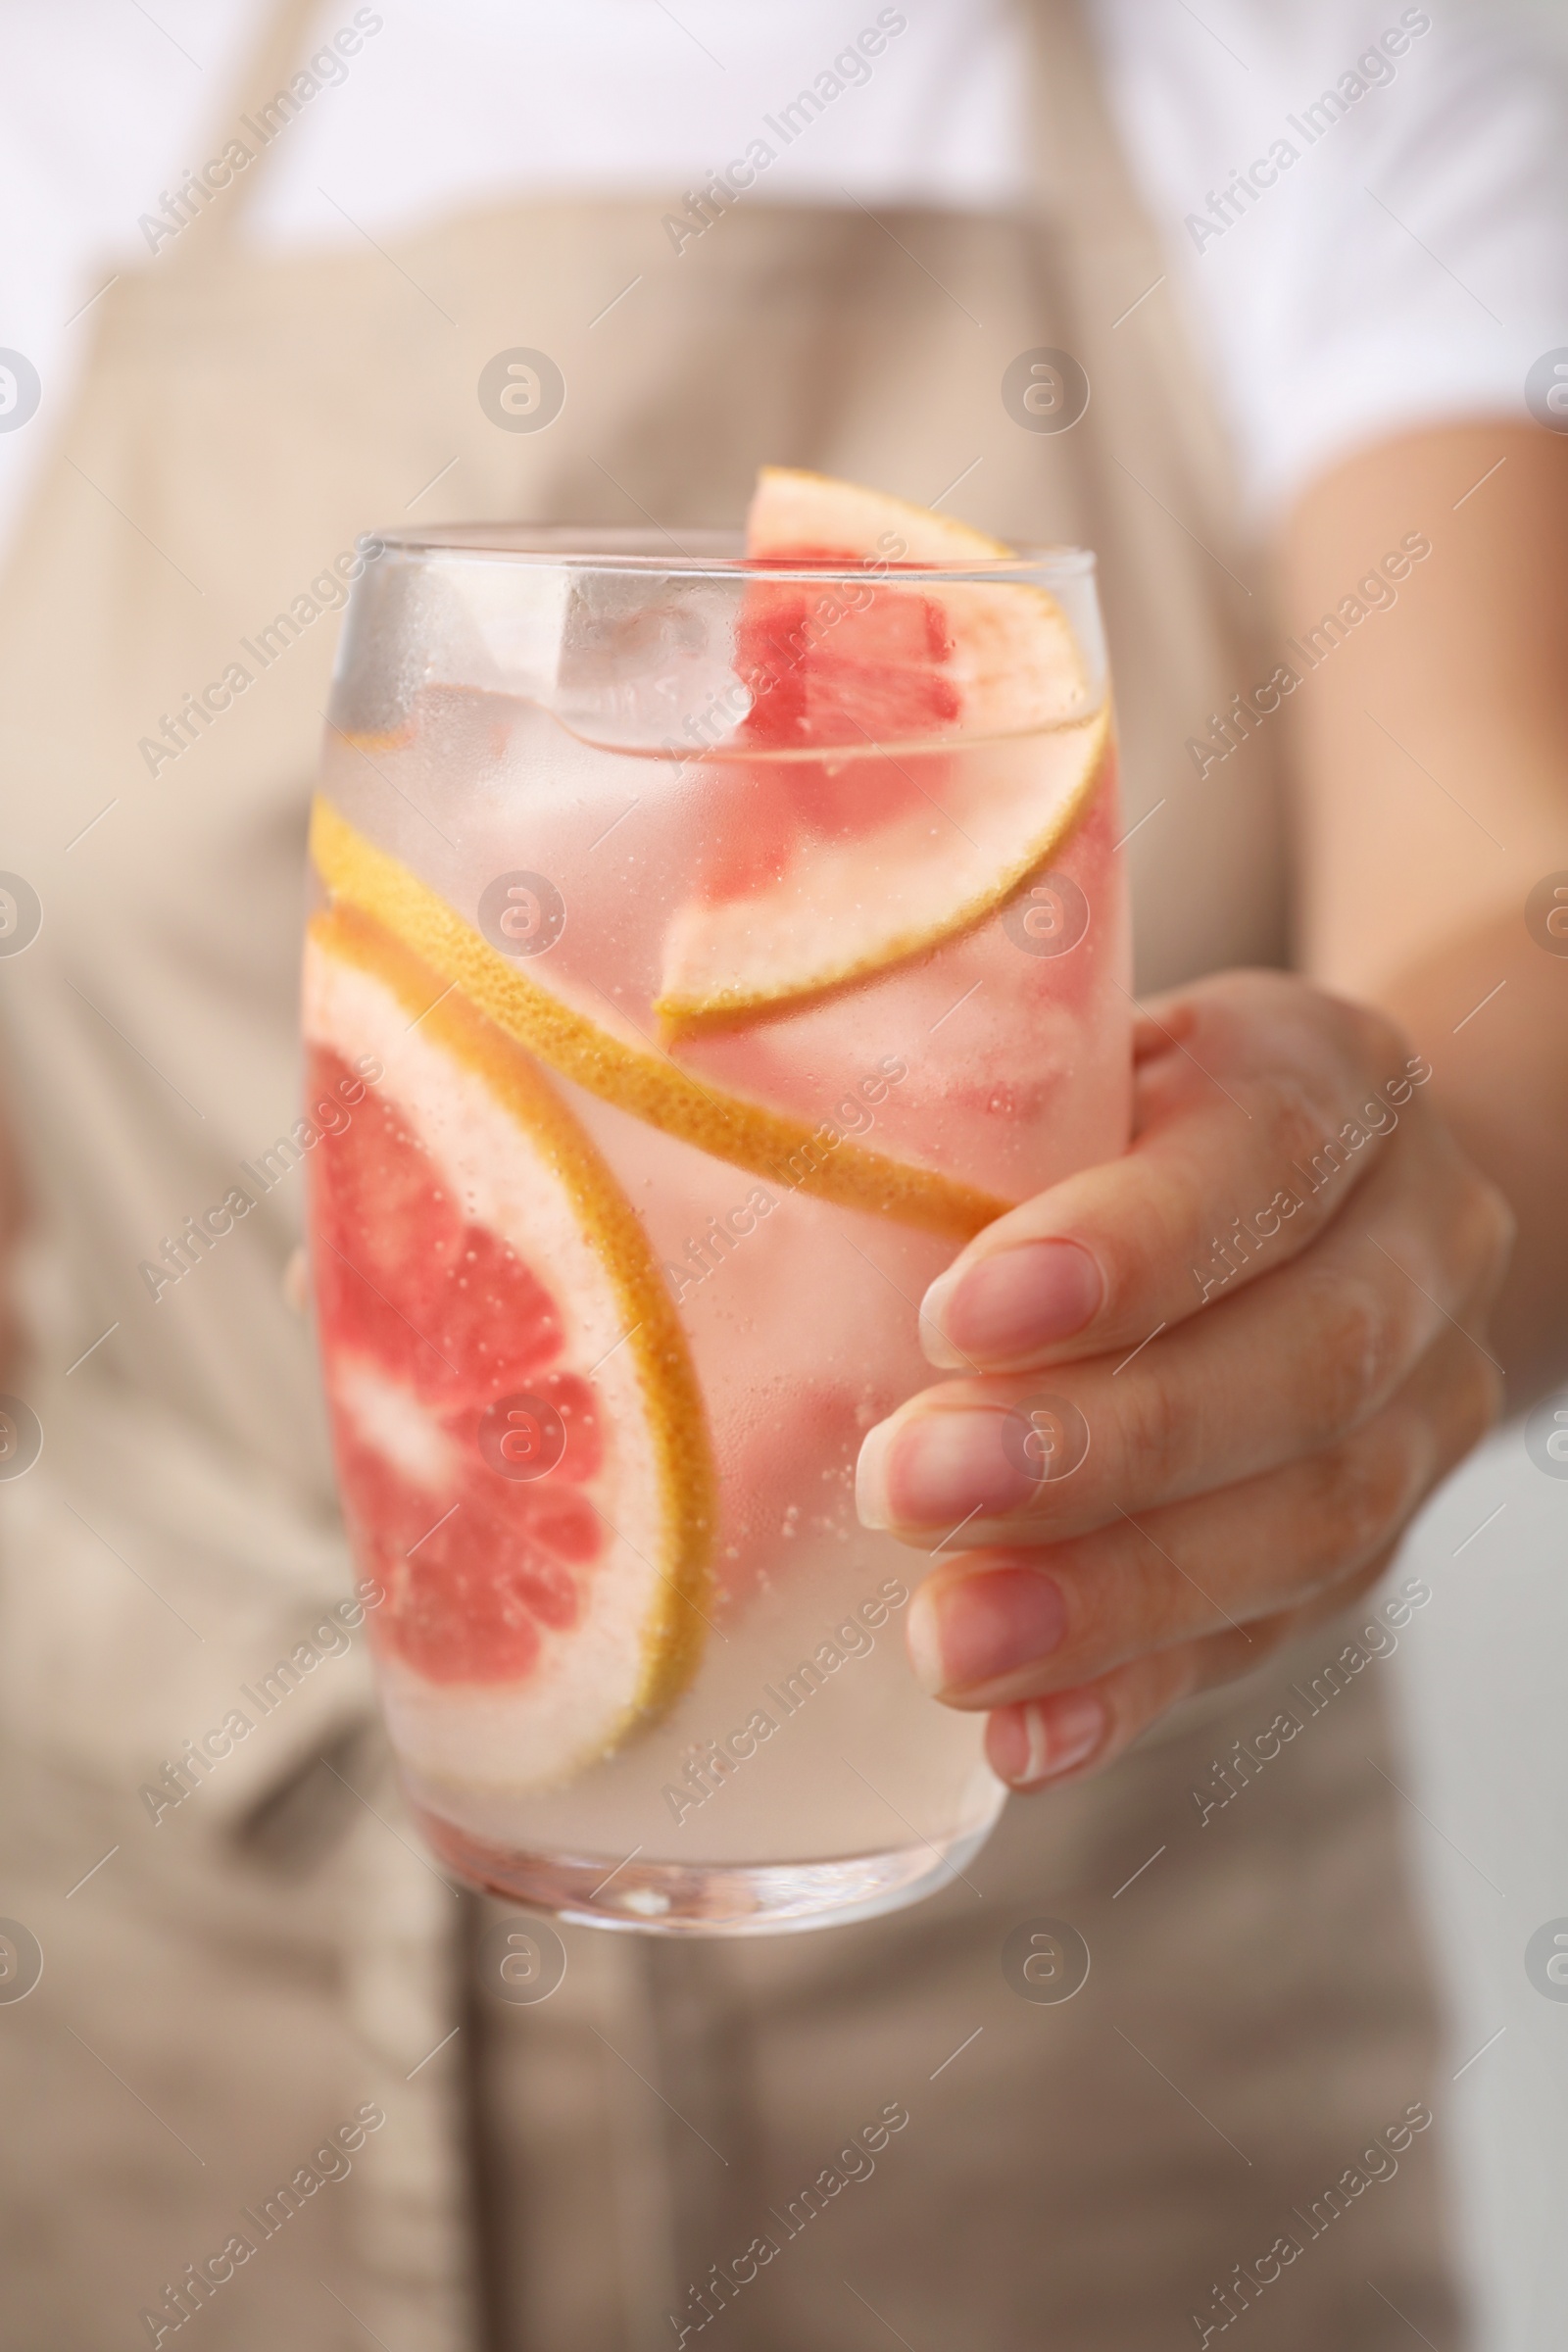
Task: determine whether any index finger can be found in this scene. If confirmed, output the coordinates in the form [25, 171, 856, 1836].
[918, 974, 1432, 1373]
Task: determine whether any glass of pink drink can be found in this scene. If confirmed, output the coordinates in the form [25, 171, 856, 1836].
[302, 472, 1130, 1934]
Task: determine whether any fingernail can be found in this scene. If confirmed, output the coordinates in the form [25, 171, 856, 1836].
[907, 1567, 1067, 1694]
[922, 1240, 1102, 1367]
[858, 1409, 1035, 1534]
[988, 1690, 1105, 1788]
[855, 1418, 897, 1531]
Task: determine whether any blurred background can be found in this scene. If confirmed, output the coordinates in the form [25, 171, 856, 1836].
[1380, 15, 1568, 2351]
[1395, 1422, 1568, 2349]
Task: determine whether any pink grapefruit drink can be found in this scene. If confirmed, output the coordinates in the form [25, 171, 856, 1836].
[303, 471, 1130, 1934]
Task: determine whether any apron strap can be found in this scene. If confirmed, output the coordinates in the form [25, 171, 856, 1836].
[1023, 0, 1166, 270]
[1016, 0, 1284, 992]
[162, 0, 328, 264]
[1021, 0, 1258, 564]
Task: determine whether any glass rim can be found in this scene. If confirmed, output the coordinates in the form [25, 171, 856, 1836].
[369, 521, 1098, 583]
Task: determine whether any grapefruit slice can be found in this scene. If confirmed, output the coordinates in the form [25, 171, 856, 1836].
[311, 796, 1008, 1241]
[742, 465, 1087, 739]
[303, 898, 716, 1788]
[654, 466, 1108, 1038]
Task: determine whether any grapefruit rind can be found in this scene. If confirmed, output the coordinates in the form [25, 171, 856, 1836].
[304, 899, 717, 1780]
[655, 710, 1111, 1038]
[652, 467, 1105, 1034]
[746, 465, 1017, 564]
[331, 722, 416, 756]
[310, 796, 1008, 1241]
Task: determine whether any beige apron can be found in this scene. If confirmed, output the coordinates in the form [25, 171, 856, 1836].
[0, 3, 1458, 2346]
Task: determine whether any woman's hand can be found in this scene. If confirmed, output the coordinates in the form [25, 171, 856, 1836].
[856, 970, 1514, 1792]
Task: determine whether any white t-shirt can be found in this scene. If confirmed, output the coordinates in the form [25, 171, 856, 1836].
[1, 0, 1565, 554]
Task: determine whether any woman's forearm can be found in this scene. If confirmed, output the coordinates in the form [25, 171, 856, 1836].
[1379, 905, 1568, 1401]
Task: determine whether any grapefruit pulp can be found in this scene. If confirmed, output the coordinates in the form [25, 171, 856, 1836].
[303, 900, 715, 1788]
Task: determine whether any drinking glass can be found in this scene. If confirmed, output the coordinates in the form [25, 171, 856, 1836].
[302, 525, 1129, 1934]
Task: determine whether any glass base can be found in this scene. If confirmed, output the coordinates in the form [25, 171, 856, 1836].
[414, 1798, 1004, 1936]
